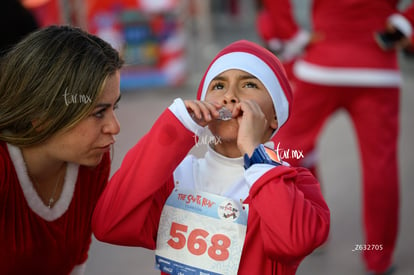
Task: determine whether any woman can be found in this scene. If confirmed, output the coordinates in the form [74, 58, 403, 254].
[0, 25, 123, 274]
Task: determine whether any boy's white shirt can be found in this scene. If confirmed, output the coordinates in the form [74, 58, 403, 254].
[169, 98, 277, 195]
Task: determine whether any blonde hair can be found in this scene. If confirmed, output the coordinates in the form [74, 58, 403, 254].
[0, 25, 123, 147]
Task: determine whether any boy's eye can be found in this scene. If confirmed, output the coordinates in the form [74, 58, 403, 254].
[212, 82, 224, 90]
[244, 82, 258, 88]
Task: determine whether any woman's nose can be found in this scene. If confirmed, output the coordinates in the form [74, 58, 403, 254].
[104, 113, 121, 135]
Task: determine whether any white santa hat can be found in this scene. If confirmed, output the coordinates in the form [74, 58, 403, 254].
[197, 40, 293, 133]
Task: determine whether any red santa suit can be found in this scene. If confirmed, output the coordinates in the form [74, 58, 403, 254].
[0, 141, 110, 274]
[257, 0, 414, 273]
[92, 40, 330, 275]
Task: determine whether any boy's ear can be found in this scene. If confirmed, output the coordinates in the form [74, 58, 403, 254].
[270, 116, 278, 131]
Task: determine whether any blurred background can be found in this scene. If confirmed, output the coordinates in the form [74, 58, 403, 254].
[9, 0, 414, 274]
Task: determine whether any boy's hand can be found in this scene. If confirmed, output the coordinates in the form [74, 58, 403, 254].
[184, 100, 221, 127]
[234, 100, 269, 157]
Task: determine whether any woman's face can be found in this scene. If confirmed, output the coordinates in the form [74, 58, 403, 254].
[204, 69, 276, 143]
[44, 71, 121, 167]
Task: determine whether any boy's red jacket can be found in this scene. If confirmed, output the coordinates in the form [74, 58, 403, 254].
[92, 109, 330, 275]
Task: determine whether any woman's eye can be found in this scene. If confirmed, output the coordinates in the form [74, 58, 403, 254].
[93, 108, 106, 119]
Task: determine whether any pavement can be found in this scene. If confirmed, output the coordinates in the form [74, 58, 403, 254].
[85, 1, 414, 274]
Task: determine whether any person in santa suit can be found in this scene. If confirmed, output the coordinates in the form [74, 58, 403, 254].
[0, 26, 123, 274]
[256, 1, 414, 274]
[92, 40, 330, 275]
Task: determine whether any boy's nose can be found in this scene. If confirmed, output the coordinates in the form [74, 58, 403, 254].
[223, 89, 239, 105]
[223, 97, 238, 104]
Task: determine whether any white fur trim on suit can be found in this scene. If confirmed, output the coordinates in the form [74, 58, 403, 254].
[294, 60, 402, 87]
[389, 13, 413, 37]
[279, 29, 311, 62]
[168, 98, 206, 136]
[7, 143, 79, 221]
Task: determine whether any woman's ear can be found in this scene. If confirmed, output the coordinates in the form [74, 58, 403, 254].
[31, 119, 40, 129]
[31, 118, 48, 132]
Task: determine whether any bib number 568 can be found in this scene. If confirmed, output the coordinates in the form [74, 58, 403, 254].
[167, 222, 231, 261]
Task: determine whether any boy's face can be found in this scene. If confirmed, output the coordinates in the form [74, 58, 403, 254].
[204, 69, 276, 142]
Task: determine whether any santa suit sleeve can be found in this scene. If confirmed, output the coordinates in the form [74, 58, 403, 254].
[245, 164, 330, 259]
[92, 99, 202, 248]
[257, 0, 300, 40]
[388, 3, 414, 44]
[256, 0, 310, 67]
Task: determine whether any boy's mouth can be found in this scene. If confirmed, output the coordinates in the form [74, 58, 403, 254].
[217, 107, 232, 121]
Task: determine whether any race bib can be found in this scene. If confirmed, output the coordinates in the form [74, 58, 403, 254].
[155, 188, 249, 275]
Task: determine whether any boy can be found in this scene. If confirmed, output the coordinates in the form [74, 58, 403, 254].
[92, 40, 330, 275]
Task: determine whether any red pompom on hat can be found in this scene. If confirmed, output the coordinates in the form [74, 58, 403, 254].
[197, 40, 293, 133]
